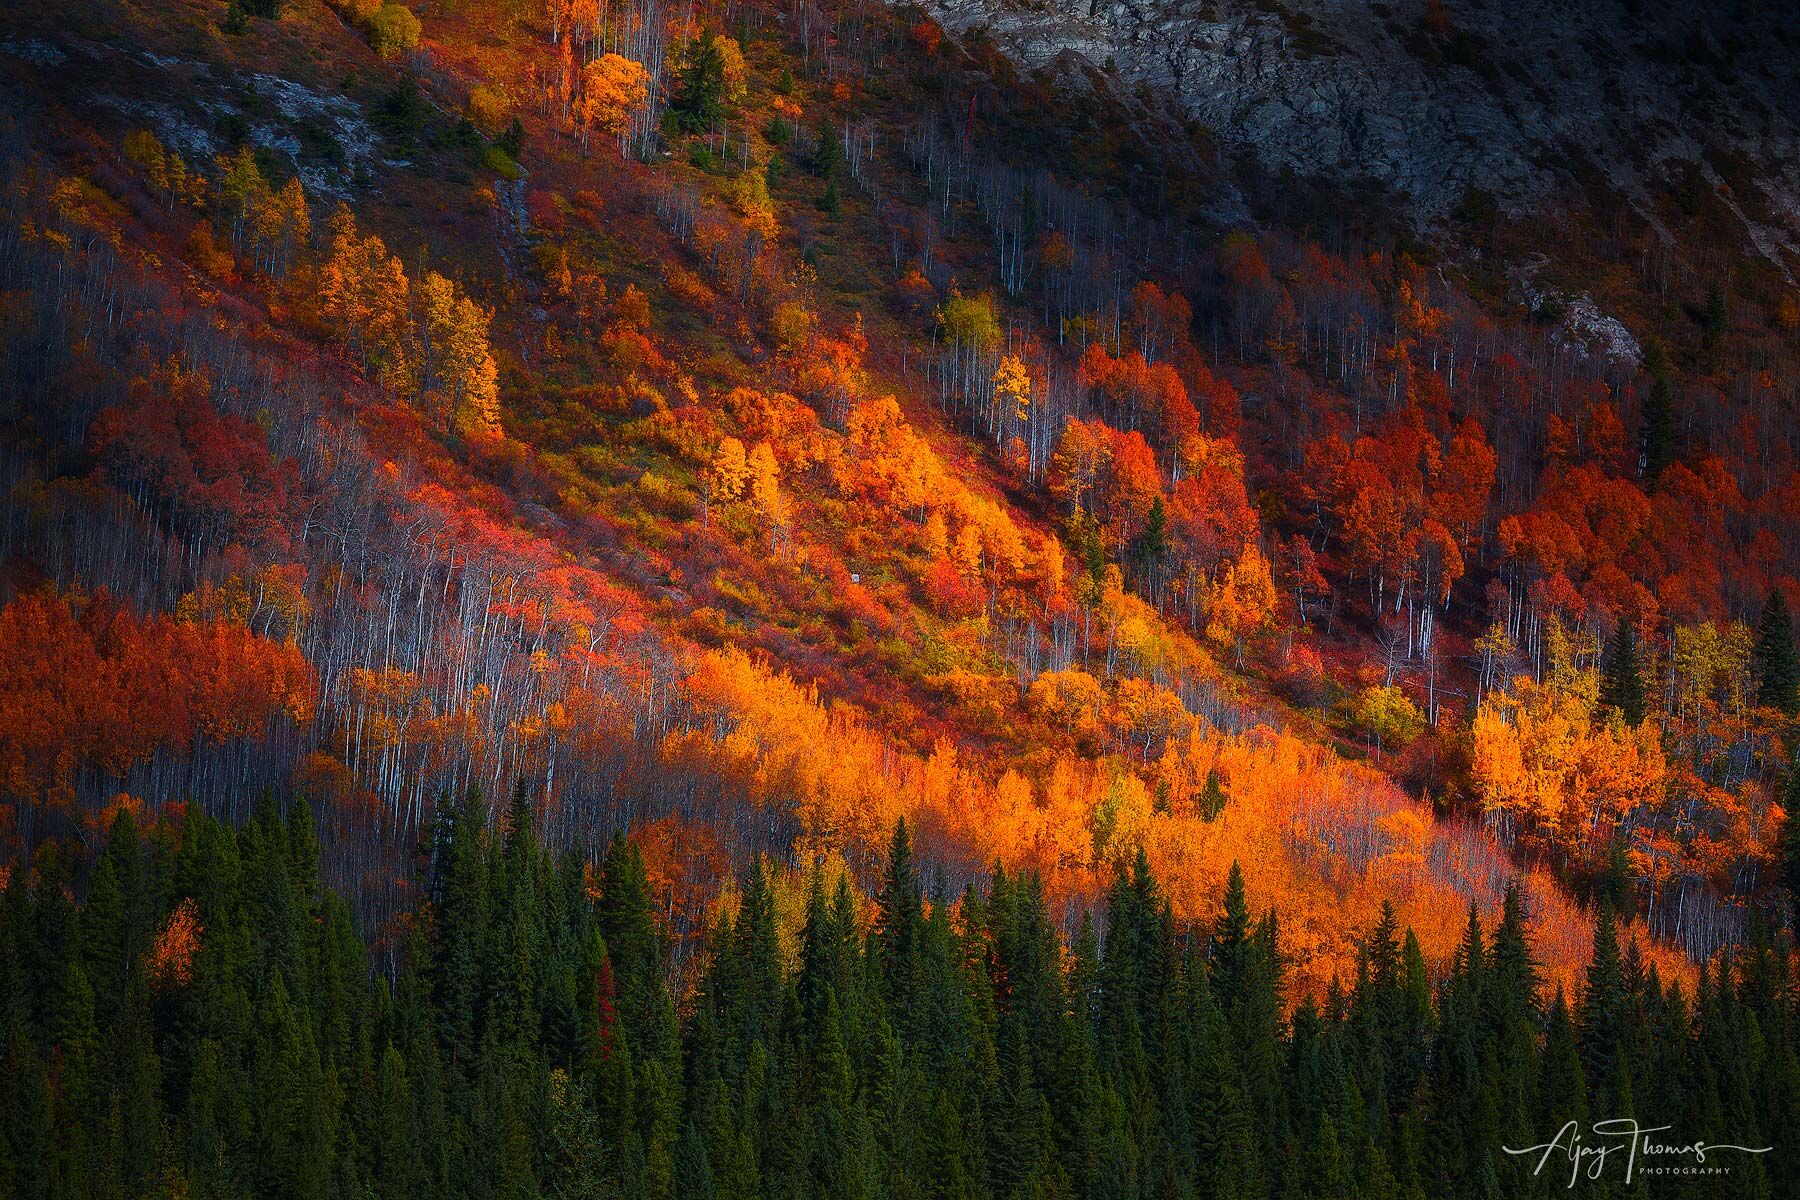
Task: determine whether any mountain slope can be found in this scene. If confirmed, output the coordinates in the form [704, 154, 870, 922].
[923, 0, 1800, 267]
[2, 0, 1794, 999]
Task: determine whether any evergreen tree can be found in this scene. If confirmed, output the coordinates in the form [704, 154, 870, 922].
[1639, 338, 1678, 483]
[1197, 767, 1227, 821]
[667, 33, 726, 135]
[1210, 861, 1252, 1010]
[7, 789, 1799, 1200]
[431, 784, 491, 1079]
[1134, 495, 1169, 580]
[1753, 590, 1799, 714]
[807, 122, 841, 178]
[1578, 904, 1628, 1101]
[1782, 755, 1800, 928]
[1539, 987, 1587, 1133]
[875, 819, 924, 1008]
[1702, 281, 1728, 354]
[1598, 620, 1647, 725]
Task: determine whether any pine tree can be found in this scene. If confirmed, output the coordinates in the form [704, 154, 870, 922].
[1753, 590, 1799, 714]
[1539, 988, 1587, 1135]
[875, 819, 924, 1009]
[1210, 861, 1252, 1010]
[432, 784, 491, 1080]
[1780, 754, 1800, 928]
[2, 1018, 53, 1200]
[1598, 620, 1647, 725]
[667, 34, 726, 135]
[371, 1045, 423, 1200]
[1134, 494, 1169, 579]
[286, 793, 321, 905]
[20, 784, 1797, 1200]
[808, 122, 841, 178]
[50, 960, 101, 1196]
[674, 1118, 715, 1200]
[1702, 281, 1728, 355]
[1197, 767, 1227, 821]
[599, 832, 663, 1058]
[1641, 361, 1677, 482]
[730, 855, 784, 1045]
[1578, 904, 1628, 1100]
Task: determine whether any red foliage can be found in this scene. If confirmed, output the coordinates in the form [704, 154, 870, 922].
[88, 359, 299, 556]
[923, 556, 985, 619]
[0, 589, 315, 807]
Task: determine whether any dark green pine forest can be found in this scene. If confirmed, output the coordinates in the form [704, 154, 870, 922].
[2, 793, 1797, 1200]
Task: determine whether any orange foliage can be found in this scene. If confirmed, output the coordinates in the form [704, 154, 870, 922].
[663, 646, 1670, 998]
[579, 54, 651, 144]
[148, 898, 204, 988]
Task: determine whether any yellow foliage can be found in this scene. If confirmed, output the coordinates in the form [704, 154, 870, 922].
[729, 165, 780, 240]
[993, 353, 1033, 423]
[1472, 675, 1666, 846]
[1092, 771, 1153, 867]
[716, 36, 749, 100]
[579, 54, 651, 141]
[1203, 541, 1277, 658]
[921, 509, 949, 559]
[1026, 669, 1103, 732]
[467, 85, 512, 135]
[369, 3, 421, 59]
[1354, 684, 1423, 753]
[708, 436, 749, 507]
[771, 300, 812, 352]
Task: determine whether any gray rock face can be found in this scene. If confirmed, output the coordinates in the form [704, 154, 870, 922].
[921, 0, 1800, 263]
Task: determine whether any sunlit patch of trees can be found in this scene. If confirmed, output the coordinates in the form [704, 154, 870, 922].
[4, 0, 1800, 1002]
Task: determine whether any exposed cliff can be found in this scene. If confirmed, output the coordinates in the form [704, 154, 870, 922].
[920, 0, 1800, 267]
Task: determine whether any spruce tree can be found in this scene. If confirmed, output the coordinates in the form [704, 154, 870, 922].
[1539, 988, 1587, 1134]
[1134, 494, 1169, 580]
[1780, 753, 1800, 928]
[1210, 861, 1252, 1010]
[874, 819, 923, 1008]
[807, 122, 841, 178]
[599, 832, 666, 1061]
[1577, 904, 1628, 1099]
[1702, 281, 1727, 355]
[1639, 337, 1678, 484]
[432, 784, 490, 1079]
[1598, 619, 1647, 725]
[667, 34, 726, 135]
[1753, 590, 1799, 714]
[21, 780, 1799, 1200]
[1197, 768, 1227, 821]
[731, 855, 784, 1044]
[371, 1045, 423, 1200]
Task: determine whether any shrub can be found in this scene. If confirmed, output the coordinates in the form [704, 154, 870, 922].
[770, 300, 811, 352]
[466, 86, 511, 136]
[482, 145, 521, 180]
[335, 0, 383, 25]
[369, 3, 421, 59]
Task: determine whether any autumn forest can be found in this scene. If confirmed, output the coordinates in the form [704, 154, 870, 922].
[1, 0, 1798, 1194]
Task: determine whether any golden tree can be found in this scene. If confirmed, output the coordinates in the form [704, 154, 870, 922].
[706, 436, 750, 524]
[579, 54, 651, 151]
[418, 271, 500, 437]
[993, 353, 1033, 424]
[319, 207, 412, 389]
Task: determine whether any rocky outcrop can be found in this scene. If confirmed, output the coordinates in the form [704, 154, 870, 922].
[921, 0, 1800, 264]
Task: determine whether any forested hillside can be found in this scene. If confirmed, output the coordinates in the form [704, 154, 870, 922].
[2, 0, 1800, 1171]
[2, 799, 1793, 1199]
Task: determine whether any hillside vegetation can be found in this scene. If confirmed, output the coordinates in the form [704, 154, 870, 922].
[1, 0, 1798, 1006]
